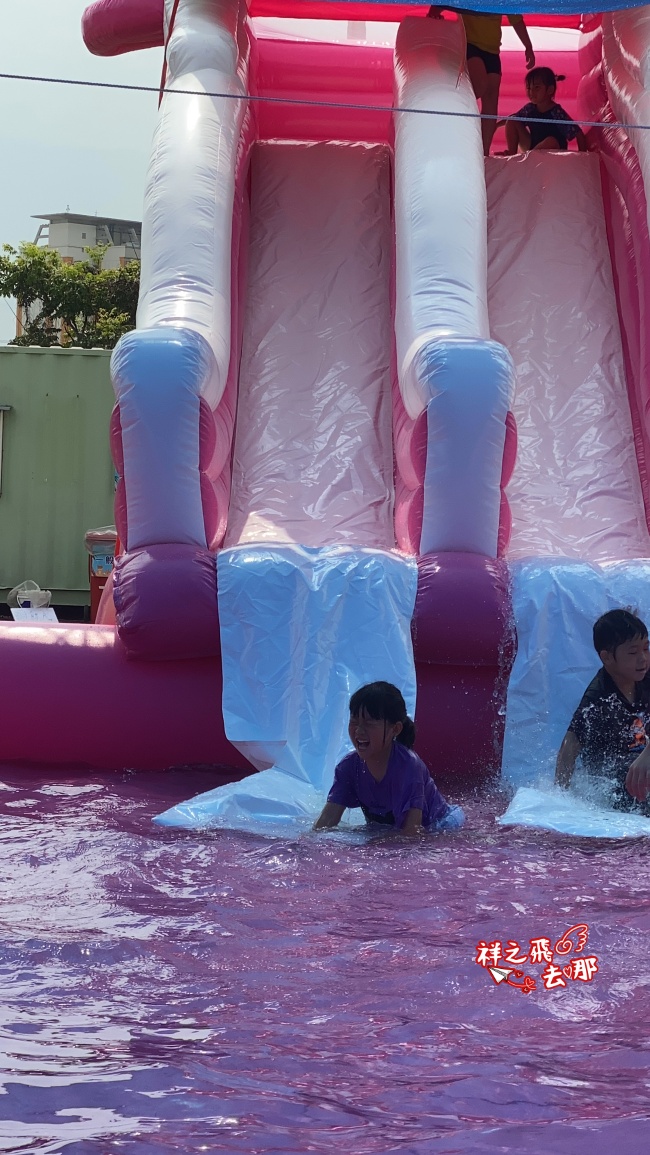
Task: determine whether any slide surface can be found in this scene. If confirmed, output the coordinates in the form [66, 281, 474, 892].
[225, 141, 395, 550]
[487, 150, 650, 562]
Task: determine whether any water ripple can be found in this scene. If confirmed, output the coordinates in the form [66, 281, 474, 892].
[0, 767, 648, 1153]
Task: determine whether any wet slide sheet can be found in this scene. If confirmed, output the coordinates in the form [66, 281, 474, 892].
[156, 545, 419, 831]
[498, 786, 650, 838]
[500, 559, 650, 838]
[487, 151, 650, 563]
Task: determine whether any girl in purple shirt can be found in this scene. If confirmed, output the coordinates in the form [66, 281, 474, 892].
[314, 682, 465, 836]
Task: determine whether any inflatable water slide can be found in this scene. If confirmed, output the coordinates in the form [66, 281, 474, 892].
[2, 1, 650, 823]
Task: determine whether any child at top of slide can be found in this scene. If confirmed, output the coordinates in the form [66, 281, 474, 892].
[313, 681, 465, 836]
[555, 610, 650, 812]
[504, 66, 588, 154]
[427, 7, 535, 156]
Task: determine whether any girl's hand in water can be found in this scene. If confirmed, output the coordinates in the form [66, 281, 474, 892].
[400, 808, 426, 837]
[313, 802, 345, 831]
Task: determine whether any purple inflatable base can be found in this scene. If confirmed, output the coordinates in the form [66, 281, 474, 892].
[0, 551, 513, 786]
[412, 552, 514, 786]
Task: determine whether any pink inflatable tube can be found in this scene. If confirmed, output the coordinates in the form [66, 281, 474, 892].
[82, 0, 164, 55]
[0, 623, 249, 773]
[256, 37, 394, 143]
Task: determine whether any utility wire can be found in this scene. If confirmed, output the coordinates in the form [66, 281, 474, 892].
[0, 70, 649, 132]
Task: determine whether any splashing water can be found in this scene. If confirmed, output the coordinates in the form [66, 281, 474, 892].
[0, 766, 649, 1154]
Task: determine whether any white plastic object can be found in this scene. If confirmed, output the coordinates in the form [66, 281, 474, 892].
[6, 581, 52, 609]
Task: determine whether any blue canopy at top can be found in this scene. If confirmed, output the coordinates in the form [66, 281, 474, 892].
[249, 3, 645, 21]
[419, 2, 637, 11]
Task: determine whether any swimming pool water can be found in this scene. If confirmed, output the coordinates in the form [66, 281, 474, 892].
[1, 767, 649, 1154]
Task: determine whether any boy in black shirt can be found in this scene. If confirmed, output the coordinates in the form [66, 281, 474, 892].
[556, 609, 650, 811]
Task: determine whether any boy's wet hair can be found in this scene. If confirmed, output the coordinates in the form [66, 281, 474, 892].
[593, 609, 648, 656]
[349, 681, 416, 749]
[526, 66, 565, 93]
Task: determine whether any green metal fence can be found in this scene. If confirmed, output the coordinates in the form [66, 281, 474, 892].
[0, 347, 116, 604]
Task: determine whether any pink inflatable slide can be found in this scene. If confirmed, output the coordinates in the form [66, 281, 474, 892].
[2, 2, 650, 791]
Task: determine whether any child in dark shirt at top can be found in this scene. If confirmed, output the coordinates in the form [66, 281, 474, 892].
[504, 67, 588, 154]
[314, 681, 465, 836]
[556, 609, 650, 811]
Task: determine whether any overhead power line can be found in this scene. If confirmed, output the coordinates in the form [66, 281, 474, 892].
[0, 70, 648, 132]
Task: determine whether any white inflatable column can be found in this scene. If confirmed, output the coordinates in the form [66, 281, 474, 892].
[393, 17, 514, 557]
[113, 0, 249, 551]
[603, 8, 650, 237]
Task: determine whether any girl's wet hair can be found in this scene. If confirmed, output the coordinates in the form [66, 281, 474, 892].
[526, 66, 566, 93]
[349, 681, 416, 749]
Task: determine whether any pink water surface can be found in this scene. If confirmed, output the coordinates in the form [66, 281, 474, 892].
[0, 766, 649, 1154]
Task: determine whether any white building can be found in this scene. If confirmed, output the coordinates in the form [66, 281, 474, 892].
[32, 212, 142, 269]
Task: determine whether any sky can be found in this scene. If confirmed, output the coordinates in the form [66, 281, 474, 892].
[0, 0, 161, 343]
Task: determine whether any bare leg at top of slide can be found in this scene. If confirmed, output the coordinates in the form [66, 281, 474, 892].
[467, 55, 500, 156]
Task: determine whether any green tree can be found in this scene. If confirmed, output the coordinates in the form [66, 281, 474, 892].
[0, 242, 140, 349]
